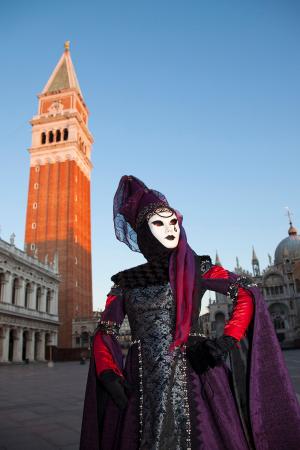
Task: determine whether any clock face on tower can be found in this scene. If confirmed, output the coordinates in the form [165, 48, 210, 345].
[47, 100, 64, 116]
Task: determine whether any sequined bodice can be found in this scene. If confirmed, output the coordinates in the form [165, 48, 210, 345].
[124, 282, 176, 343]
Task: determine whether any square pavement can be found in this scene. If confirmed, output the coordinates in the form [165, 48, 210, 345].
[0, 350, 299, 449]
[0, 361, 89, 450]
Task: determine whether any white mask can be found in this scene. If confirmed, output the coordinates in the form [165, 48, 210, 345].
[148, 209, 180, 248]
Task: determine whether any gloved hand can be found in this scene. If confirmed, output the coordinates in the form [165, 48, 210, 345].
[99, 370, 131, 410]
[204, 335, 238, 366]
[186, 335, 238, 375]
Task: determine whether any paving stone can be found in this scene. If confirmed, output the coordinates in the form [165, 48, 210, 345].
[0, 361, 88, 449]
[0, 353, 299, 449]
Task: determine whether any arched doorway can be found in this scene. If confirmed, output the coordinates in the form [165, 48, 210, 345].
[45, 333, 51, 360]
[34, 332, 40, 360]
[81, 331, 89, 348]
[269, 303, 289, 342]
[22, 330, 29, 361]
[214, 311, 225, 337]
[8, 330, 14, 361]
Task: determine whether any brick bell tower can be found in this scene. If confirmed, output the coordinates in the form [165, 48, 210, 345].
[25, 42, 93, 348]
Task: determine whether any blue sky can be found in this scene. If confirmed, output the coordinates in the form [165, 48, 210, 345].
[0, 1, 299, 311]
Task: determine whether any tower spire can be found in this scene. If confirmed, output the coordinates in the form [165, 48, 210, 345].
[42, 42, 83, 98]
[252, 246, 258, 262]
[215, 251, 221, 266]
[252, 246, 260, 276]
[285, 207, 298, 236]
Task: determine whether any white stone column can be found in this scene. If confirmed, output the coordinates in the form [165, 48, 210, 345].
[51, 290, 58, 315]
[12, 328, 23, 362]
[39, 287, 47, 312]
[25, 330, 35, 362]
[0, 326, 10, 362]
[36, 331, 46, 361]
[16, 278, 26, 307]
[28, 283, 37, 310]
[2, 272, 13, 304]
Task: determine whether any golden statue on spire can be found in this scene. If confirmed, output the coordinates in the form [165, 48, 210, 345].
[64, 40, 70, 51]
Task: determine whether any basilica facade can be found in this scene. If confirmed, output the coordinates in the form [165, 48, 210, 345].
[0, 235, 59, 363]
[201, 221, 300, 348]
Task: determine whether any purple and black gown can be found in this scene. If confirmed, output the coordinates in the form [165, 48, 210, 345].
[122, 281, 250, 450]
[80, 269, 300, 450]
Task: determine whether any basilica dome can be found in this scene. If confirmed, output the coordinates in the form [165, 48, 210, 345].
[274, 224, 300, 265]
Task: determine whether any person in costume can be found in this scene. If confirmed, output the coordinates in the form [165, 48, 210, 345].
[80, 175, 300, 450]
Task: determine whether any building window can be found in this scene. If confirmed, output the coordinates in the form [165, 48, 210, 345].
[81, 332, 89, 347]
[24, 283, 31, 308]
[75, 281, 78, 287]
[41, 132, 46, 145]
[35, 165, 40, 172]
[75, 194, 78, 202]
[56, 129, 61, 142]
[63, 128, 69, 140]
[0, 273, 4, 303]
[32, 223, 36, 229]
[46, 290, 51, 313]
[75, 175, 78, 183]
[12, 278, 18, 305]
[33, 202, 38, 209]
[75, 256, 78, 265]
[31, 243, 35, 251]
[75, 235, 78, 243]
[49, 131, 54, 143]
[36, 287, 41, 311]
[74, 215, 78, 222]
[34, 183, 39, 190]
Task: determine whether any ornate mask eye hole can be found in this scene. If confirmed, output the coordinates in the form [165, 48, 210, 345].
[151, 220, 164, 227]
[170, 218, 178, 225]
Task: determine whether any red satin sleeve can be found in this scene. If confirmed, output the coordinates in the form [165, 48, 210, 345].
[93, 294, 124, 378]
[93, 332, 123, 378]
[203, 265, 254, 341]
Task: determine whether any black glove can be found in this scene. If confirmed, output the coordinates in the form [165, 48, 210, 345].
[99, 370, 131, 410]
[204, 335, 237, 366]
[186, 335, 237, 375]
[186, 336, 213, 375]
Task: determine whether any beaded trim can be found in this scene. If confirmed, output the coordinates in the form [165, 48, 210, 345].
[181, 345, 192, 450]
[189, 332, 207, 338]
[131, 339, 143, 442]
[97, 320, 120, 336]
[227, 276, 257, 307]
[136, 202, 171, 228]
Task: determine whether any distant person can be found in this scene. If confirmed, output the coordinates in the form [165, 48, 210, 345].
[80, 175, 300, 449]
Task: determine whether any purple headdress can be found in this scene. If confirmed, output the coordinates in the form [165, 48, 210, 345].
[113, 175, 196, 350]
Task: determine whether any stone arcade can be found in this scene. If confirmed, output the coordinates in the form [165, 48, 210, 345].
[0, 235, 59, 363]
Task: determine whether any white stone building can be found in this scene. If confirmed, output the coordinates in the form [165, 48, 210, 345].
[200, 221, 300, 348]
[0, 235, 59, 363]
[72, 311, 101, 348]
